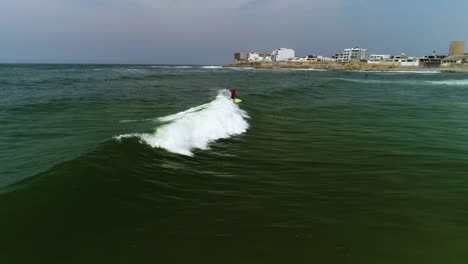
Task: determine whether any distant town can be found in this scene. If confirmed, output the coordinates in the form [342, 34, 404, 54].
[233, 41, 468, 69]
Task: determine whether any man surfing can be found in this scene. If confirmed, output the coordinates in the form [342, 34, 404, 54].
[230, 89, 237, 100]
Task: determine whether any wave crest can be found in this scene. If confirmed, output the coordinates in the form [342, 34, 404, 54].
[427, 80, 468, 86]
[201, 66, 223, 69]
[115, 90, 249, 156]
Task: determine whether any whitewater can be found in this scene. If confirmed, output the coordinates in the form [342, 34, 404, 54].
[426, 79, 468, 85]
[116, 90, 249, 156]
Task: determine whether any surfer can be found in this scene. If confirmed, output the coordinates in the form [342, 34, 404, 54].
[230, 89, 237, 100]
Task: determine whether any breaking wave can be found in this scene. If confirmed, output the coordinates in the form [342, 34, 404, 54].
[201, 66, 223, 69]
[364, 70, 440, 74]
[426, 80, 468, 86]
[226, 67, 256, 71]
[289, 68, 328, 71]
[115, 90, 249, 156]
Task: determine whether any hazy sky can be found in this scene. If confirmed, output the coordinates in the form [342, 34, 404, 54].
[1, 0, 467, 64]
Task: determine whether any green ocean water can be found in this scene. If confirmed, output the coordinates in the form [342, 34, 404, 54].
[2, 64, 468, 263]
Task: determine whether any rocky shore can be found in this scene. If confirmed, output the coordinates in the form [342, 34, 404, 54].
[226, 61, 468, 72]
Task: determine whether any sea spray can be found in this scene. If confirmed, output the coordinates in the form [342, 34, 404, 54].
[115, 90, 249, 156]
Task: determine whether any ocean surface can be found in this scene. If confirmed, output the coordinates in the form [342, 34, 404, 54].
[2, 64, 468, 263]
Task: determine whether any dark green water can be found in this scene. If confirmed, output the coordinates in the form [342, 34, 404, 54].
[2, 64, 468, 263]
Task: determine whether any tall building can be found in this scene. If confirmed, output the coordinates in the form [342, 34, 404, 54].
[272, 48, 295, 61]
[441, 41, 468, 65]
[234, 51, 248, 61]
[342, 48, 368, 62]
[448, 41, 465, 56]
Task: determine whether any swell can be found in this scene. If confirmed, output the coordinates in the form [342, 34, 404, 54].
[1, 90, 250, 192]
[4, 77, 100, 86]
[0, 130, 249, 197]
[119, 74, 183, 81]
[0, 128, 270, 264]
[0, 137, 184, 193]
[328, 75, 468, 86]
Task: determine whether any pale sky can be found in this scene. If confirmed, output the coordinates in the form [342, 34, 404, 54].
[1, 0, 467, 64]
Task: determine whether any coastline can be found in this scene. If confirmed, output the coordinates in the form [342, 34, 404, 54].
[226, 61, 468, 72]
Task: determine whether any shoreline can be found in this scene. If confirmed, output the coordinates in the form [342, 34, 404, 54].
[226, 61, 468, 73]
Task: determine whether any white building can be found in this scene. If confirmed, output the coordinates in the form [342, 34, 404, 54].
[247, 52, 273, 62]
[290, 54, 334, 62]
[303, 55, 334, 62]
[370, 54, 391, 60]
[375, 53, 419, 67]
[399, 59, 419, 67]
[368, 54, 391, 64]
[333, 52, 344, 62]
[342, 48, 369, 62]
[247, 52, 260, 61]
[272, 48, 295, 61]
[290, 57, 307, 62]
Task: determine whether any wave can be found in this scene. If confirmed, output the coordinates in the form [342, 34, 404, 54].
[426, 80, 468, 86]
[330, 78, 398, 84]
[119, 118, 156, 123]
[115, 90, 249, 156]
[361, 70, 440, 74]
[113, 68, 148, 74]
[201, 66, 223, 69]
[226, 67, 256, 70]
[119, 74, 181, 80]
[288, 68, 328, 71]
[150, 65, 194, 69]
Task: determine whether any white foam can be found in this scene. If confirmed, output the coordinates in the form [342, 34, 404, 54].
[365, 70, 439, 74]
[427, 80, 468, 86]
[119, 118, 156, 123]
[226, 67, 255, 70]
[150, 65, 194, 69]
[115, 90, 249, 156]
[114, 68, 147, 74]
[201, 66, 223, 69]
[289, 68, 328, 71]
